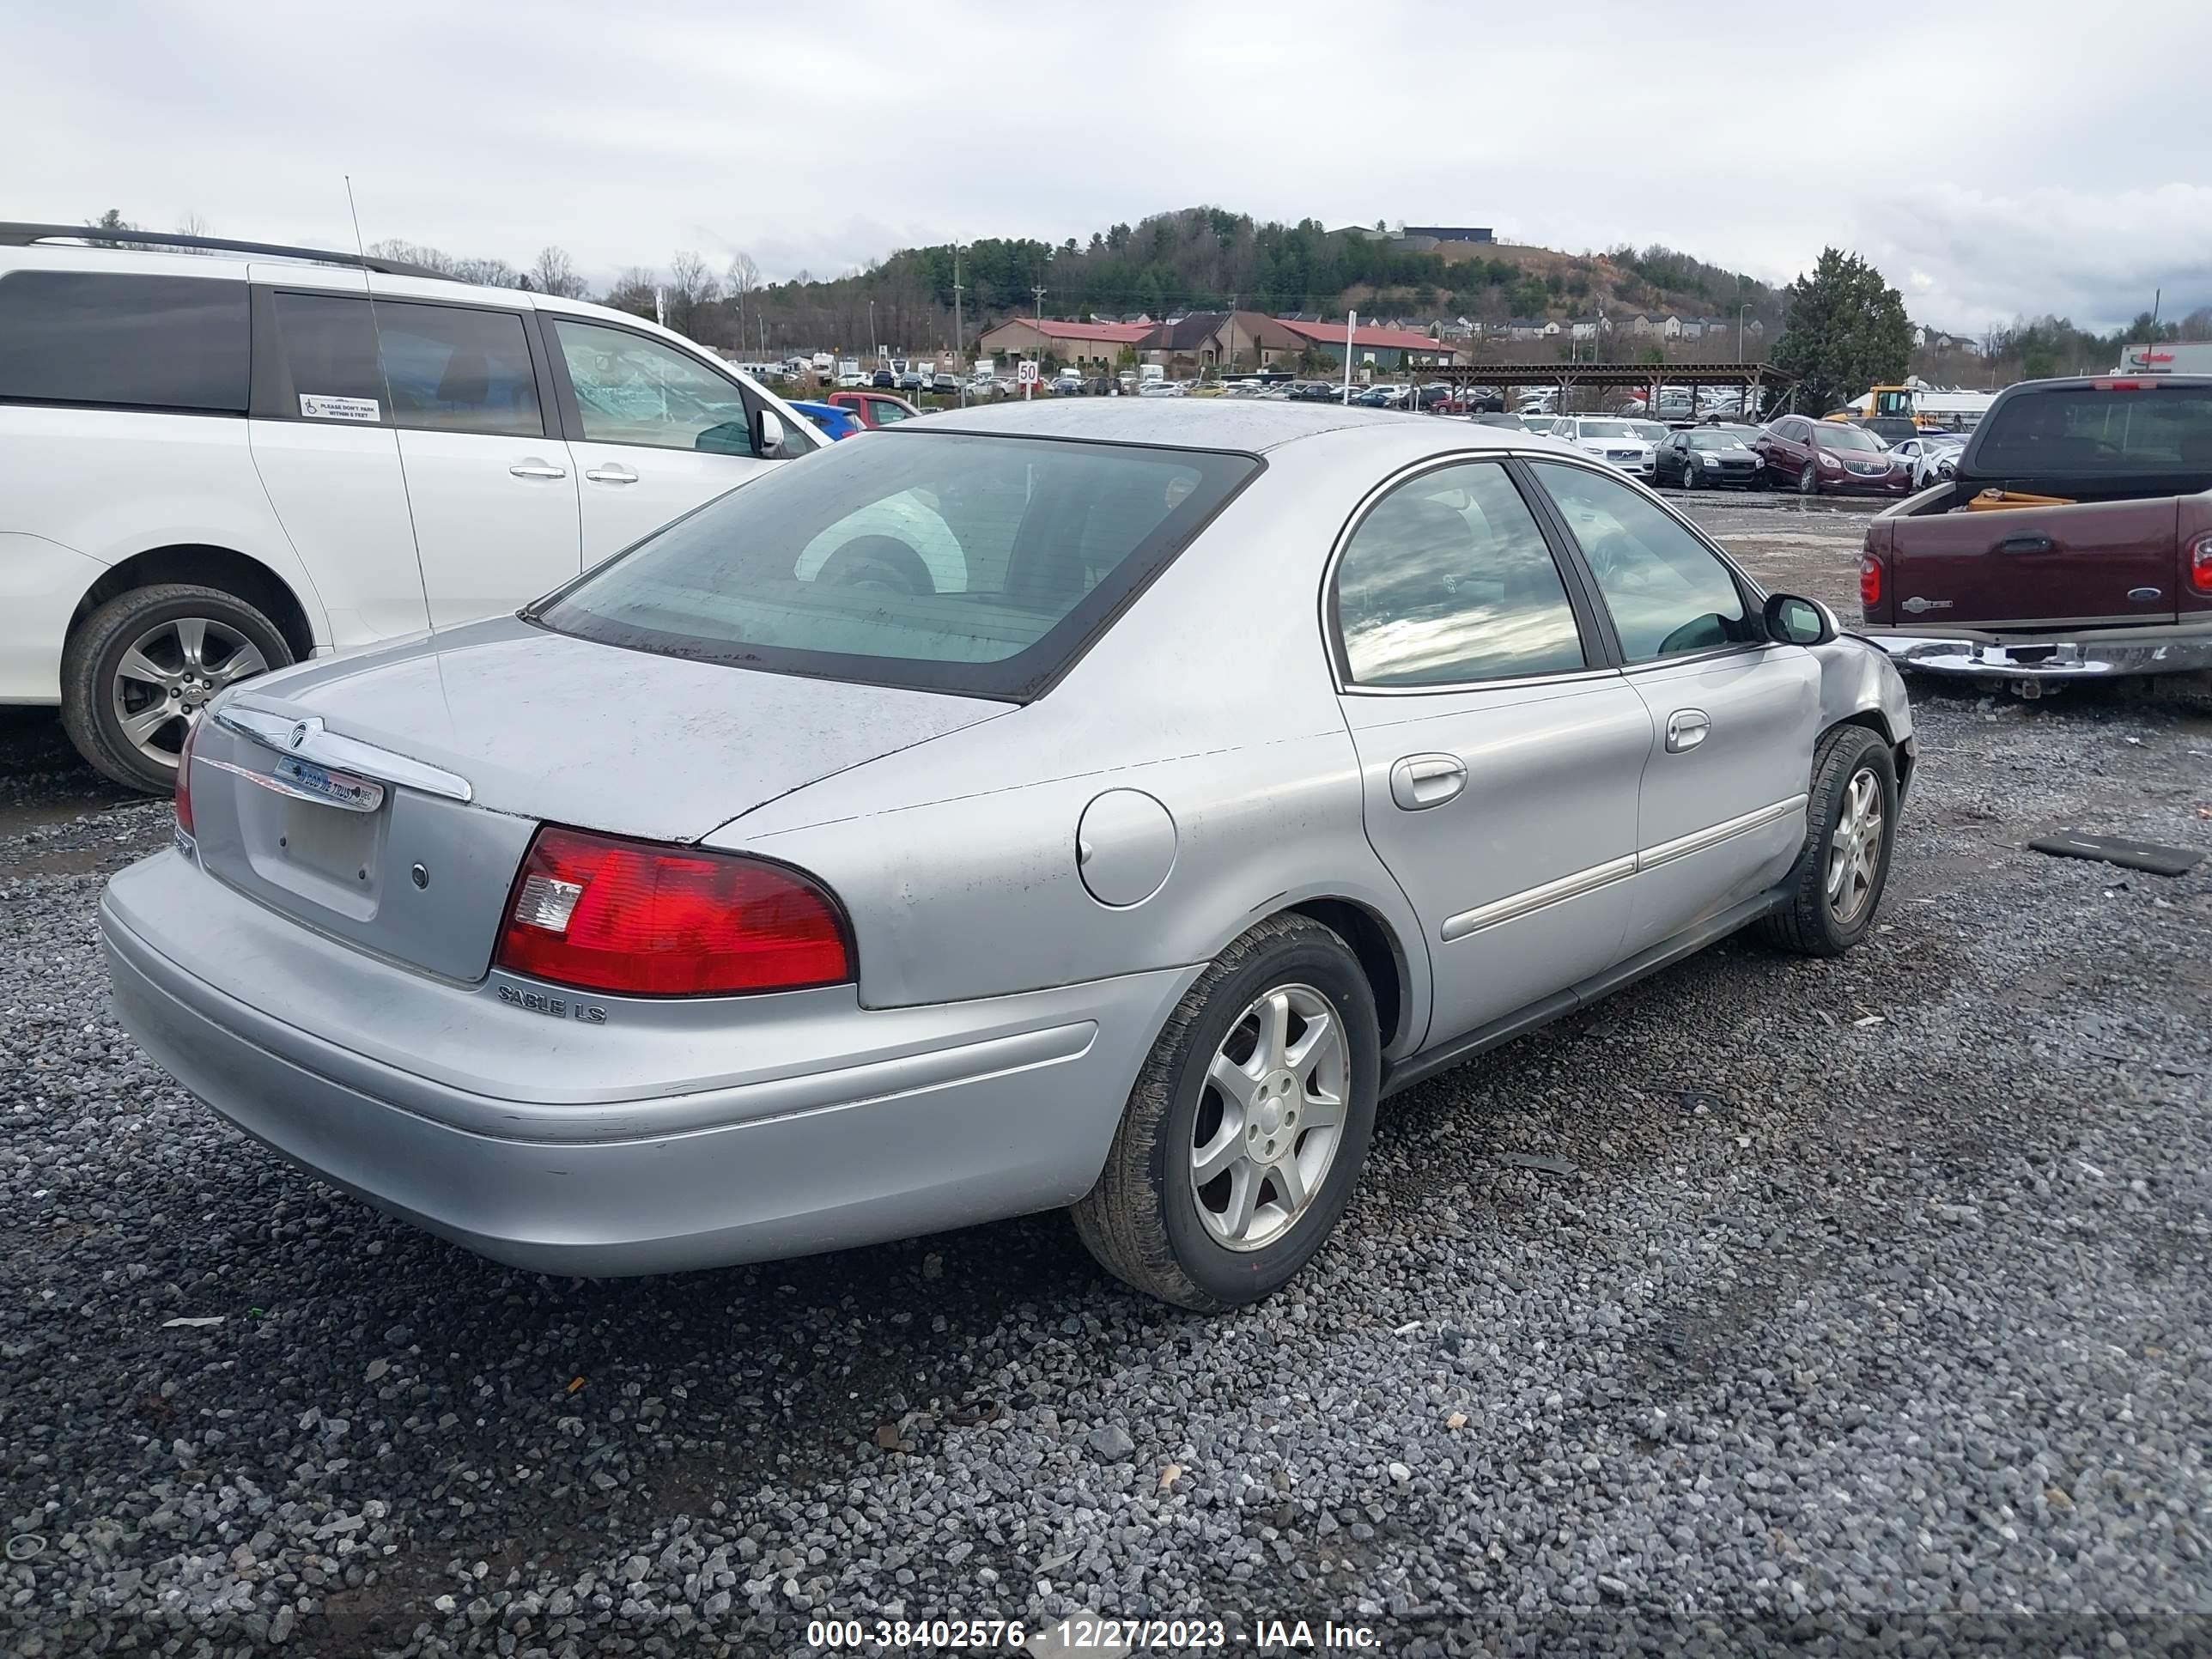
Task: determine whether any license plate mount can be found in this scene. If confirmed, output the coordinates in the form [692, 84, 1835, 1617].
[274, 754, 386, 814]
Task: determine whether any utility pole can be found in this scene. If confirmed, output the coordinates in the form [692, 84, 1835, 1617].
[1030, 282, 1048, 389]
[952, 245, 966, 406]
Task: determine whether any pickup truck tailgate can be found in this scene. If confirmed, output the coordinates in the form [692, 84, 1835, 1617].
[1888, 497, 2179, 628]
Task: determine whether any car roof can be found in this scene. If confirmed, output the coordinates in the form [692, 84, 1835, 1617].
[918, 398, 1459, 453]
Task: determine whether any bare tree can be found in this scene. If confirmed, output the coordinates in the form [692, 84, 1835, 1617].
[663, 249, 722, 341]
[603, 267, 659, 321]
[726, 250, 762, 347]
[530, 245, 588, 300]
[176, 210, 210, 240]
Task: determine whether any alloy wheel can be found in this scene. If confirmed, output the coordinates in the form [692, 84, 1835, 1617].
[1826, 767, 1885, 924]
[1189, 983, 1349, 1252]
[109, 616, 270, 769]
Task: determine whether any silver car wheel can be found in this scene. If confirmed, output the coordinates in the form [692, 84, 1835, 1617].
[1826, 767, 1885, 924]
[1189, 982, 1348, 1253]
[110, 616, 270, 769]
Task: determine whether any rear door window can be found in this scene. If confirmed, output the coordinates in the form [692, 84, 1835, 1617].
[0, 270, 249, 412]
[532, 432, 1257, 699]
[270, 290, 386, 419]
[1333, 460, 1587, 686]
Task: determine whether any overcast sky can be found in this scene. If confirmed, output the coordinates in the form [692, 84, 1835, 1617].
[9, 0, 2209, 335]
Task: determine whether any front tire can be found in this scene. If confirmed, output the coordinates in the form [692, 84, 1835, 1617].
[60, 583, 292, 793]
[1073, 914, 1379, 1310]
[1798, 462, 1818, 496]
[1757, 725, 1898, 957]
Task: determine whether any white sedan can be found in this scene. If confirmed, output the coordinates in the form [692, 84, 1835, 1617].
[1551, 416, 1656, 479]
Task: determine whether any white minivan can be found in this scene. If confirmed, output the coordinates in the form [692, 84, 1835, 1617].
[0, 223, 823, 790]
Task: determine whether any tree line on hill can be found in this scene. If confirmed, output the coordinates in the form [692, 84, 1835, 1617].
[78, 205, 2208, 400]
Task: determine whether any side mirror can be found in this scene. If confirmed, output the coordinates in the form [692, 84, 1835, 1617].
[1764, 592, 1838, 646]
[757, 409, 787, 454]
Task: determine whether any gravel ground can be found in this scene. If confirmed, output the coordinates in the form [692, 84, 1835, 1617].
[3, 501, 2209, 1656]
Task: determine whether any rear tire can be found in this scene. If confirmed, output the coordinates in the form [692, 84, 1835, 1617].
[60, 583, 292, 793]
[1073, 914, 1379, 1310]
[1757, 725, 1898, 957]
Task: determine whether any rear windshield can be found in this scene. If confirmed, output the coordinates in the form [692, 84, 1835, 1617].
[532, 432, 1258, 700]
[1972, 385, 2212, 477]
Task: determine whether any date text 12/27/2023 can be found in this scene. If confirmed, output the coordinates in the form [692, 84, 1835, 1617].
[804, 1615, 1382, 1650]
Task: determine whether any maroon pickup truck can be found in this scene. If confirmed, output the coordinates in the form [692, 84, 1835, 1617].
[1858, 374, 2212, 694]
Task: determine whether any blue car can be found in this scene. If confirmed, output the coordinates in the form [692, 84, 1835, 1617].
[789, 399, 864, 441]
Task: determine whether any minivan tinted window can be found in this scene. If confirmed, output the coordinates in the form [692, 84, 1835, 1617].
[1972, 384, 2212, 477]
[532, 432, 1258, 699]
[272, 290, 383, 416]
[0, 271, 248, 413]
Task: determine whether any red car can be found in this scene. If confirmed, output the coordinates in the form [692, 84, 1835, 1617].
[1754, 416, 1911, 496]
[1860, 374, 2212, 690]
[825, 390, 921, 429]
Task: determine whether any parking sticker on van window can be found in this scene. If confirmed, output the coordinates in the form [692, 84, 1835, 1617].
[299, 393, 380, 422]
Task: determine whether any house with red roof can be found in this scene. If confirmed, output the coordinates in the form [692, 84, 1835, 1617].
[975, 316, 1155, 368]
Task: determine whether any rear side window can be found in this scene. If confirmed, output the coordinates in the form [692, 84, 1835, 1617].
[1972, 385, 2212, 477]
[532, 432, 1258, 699]
[271, 290, 383, 415]
[271, 294, 544, 434]
[0, 270, 248, 413]
[1334, 461, 1586, 687]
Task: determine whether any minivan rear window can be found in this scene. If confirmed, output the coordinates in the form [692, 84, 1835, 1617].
[0, 271, 249, 413]
[531, 432, 1258, 700]
[1972, 384, 2212, 477]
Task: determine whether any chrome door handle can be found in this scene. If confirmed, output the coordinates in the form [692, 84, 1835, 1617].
[507, 459, 568, 480]
[1665, 709, 1711, 754]
[1389, 753, 1468, 811]
[584, 464, 639, 485]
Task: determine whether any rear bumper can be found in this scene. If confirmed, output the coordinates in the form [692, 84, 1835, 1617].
[1860, 621, 2212, 682]
[100, 852, 1197, 1276]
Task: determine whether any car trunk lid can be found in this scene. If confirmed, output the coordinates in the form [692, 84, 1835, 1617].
[184, 616, 1007, 981]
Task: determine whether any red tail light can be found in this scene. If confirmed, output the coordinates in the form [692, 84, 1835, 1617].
[1860, 553, 1883, 608]
[2190, 532, 2212, 597]
[175, 717, 200, 837]
[496, 827, 851, 996]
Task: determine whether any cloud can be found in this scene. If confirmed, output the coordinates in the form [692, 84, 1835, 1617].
[1861, 185, 2212, 335]
[3, 0, 2206, 336]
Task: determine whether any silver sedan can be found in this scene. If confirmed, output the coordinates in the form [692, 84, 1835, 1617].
[102, 403, 1915, 1310]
